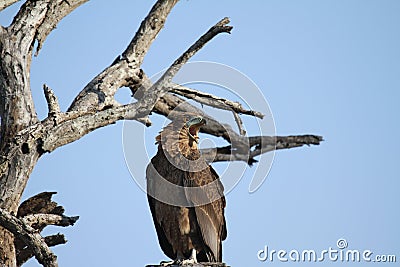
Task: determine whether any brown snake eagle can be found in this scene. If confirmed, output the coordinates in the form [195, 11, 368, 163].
[146, 114, 227, 265]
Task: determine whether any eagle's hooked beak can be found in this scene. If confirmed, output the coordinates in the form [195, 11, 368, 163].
[185, 116, 206, 143]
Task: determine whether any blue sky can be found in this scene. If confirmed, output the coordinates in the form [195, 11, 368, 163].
[1, 1, 399, 266]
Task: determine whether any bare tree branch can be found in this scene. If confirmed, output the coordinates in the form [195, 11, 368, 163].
[171, 83, 264, 119]
[201, 135, 323, 165]
[249, 135, 324, 149]
[22, 214, 79, 229]
[17, 234, 67, 267]
[248, 135, 323, 162]
[122, 0, 179, 65]
[67, 58, 143, 113]
[68, 0, 177, 113]
[42, 102, 144, 152]
[9, 0, 85, 56]
[0, 0, 19, 12]
[0, 208, 58, 267]
[43, 84, 61, 116]
[155, 17, 232, 87]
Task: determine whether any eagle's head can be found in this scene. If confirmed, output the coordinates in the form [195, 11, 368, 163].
[156, 114, 207, 161]
[185, 115, 207, 145]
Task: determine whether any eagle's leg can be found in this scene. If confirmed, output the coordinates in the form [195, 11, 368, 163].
[178, 249, 197, 265]
[160, 250, 194, 266]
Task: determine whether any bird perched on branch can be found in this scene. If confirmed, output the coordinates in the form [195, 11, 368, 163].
[146, 114, 227, 265]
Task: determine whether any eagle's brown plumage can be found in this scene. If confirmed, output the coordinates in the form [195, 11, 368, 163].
[146, 114, 226, 264]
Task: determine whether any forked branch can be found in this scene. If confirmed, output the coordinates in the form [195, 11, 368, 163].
[17, 234, 67, 267]
[13, 192, 79, 266]
[68, 0, 178, 113]
[0, 208, 58, 267]
[132, 17, 233, 120]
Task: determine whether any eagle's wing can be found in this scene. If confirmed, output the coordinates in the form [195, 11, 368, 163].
[147, 194, 176, 259]
[184, 165, 226, 262]
[146, 158, 177, 260]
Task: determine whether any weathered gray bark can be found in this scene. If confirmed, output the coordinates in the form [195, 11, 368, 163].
[0, 1, 88, 265]
[0, 0, 322, 266]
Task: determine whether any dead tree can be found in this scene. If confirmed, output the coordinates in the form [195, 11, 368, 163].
[0, 1, 322, 266]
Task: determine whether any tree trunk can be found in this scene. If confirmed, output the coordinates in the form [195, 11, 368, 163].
[0, 150, 40, 266]
[0, 23, 41, 266]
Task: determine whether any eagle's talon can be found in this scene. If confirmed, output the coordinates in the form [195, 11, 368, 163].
[178, 248, 197, 265]
[160, 260, 175, 266]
